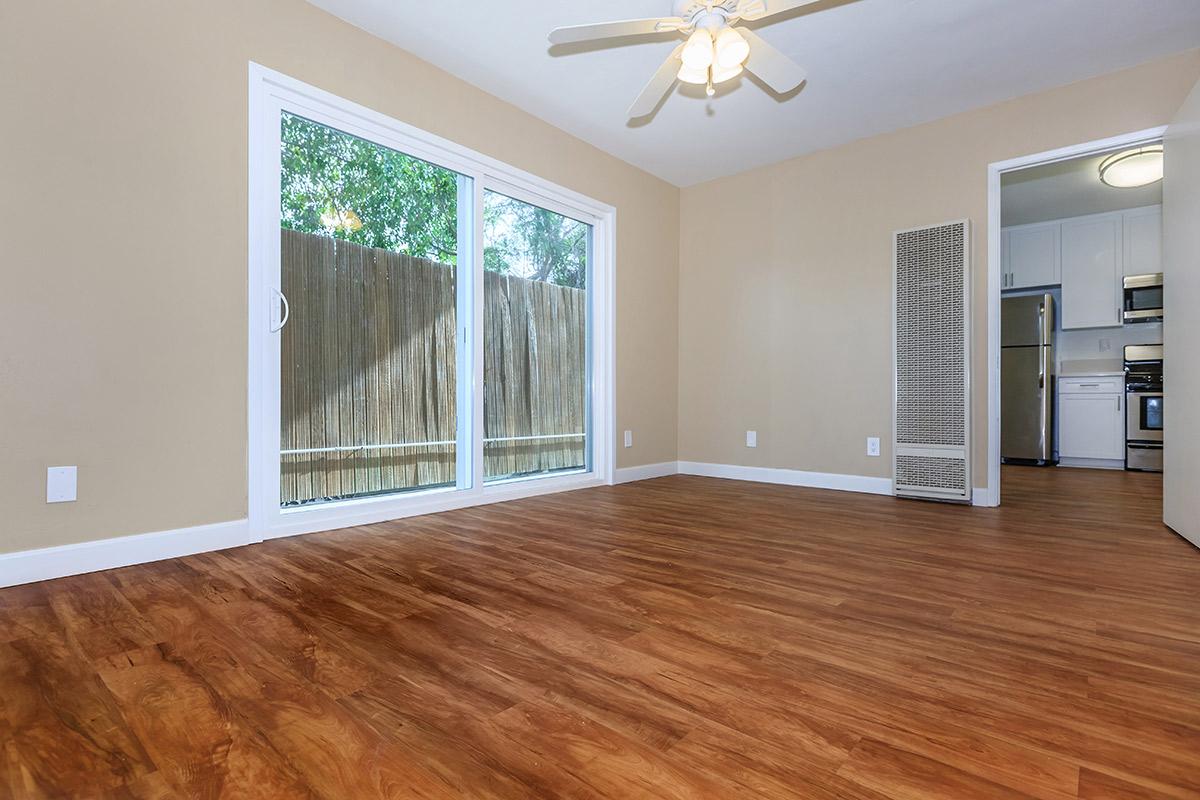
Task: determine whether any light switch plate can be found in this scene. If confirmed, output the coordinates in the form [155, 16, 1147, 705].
[47, 466, 77, 503]
[623, 430, 633, 448]
[867, 437, 881, 457]
[746, 430, 757, 448]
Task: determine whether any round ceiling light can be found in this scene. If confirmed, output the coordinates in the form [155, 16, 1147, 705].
[1098, 146, 1164, 188]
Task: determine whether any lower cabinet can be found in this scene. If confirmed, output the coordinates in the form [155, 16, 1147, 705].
[1058, 378, 1125, 462]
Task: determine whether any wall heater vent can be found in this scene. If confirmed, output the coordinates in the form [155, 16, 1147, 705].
[893, 220, 971, 503]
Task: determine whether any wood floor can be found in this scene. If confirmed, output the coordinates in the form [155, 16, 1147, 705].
[2, 467, 1198, 799]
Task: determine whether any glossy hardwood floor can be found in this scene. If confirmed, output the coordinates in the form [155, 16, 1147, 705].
[2, 466, 1198, 799]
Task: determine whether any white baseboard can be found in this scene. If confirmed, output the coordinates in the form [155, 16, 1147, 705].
[0, 461, 902, 588]
[973, 486, 999, 507]
[0, 519, 253, 589]
[676, 461, 893, 496]
[614, 461, 680, 484]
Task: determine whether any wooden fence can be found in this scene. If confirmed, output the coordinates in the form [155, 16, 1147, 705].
[280, 229, 586, 505]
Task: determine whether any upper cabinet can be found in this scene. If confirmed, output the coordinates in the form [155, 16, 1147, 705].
[1003, 222, 1060, 289]
[1123, 205, 1162, 277]
[1001, 205, 1161, 330]
[1061, 214, 1122, 329]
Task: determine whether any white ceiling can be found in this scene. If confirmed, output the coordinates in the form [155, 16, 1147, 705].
[1002, 149, 1163, 227]
[308, 0, 1200, 187]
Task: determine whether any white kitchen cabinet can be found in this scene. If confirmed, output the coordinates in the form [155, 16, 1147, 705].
[1059, 378, 1125, 462]
[1060, 214, 1122, 329]
[1122, 206, 1162, 277]
[1003, 222, 1060, 289]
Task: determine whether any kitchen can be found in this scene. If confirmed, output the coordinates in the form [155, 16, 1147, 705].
[1000, 144, 1164, 478]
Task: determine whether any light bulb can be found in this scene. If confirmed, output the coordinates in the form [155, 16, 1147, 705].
[677, 63, 709, 85]
[681, 29, 714, 70]
[711, 62, 743, 85]
[714, 28, 750, 70]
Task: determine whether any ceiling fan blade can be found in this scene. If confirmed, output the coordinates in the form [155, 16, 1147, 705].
[549, 17, 685, 46]
[737, 0, 823, 22]
[628, 45, 685, 119]
[740, 28, 807, 94]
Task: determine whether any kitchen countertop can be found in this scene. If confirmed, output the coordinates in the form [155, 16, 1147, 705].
[1059, 359, 1125, 378]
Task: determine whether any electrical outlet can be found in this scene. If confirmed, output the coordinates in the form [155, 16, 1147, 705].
[867, 437, 881, 457]
[1099, 338, 1112, 353]
[623, 430, 633, 448]
[47, 466, 77, 503]
[746, 430, 757, 448]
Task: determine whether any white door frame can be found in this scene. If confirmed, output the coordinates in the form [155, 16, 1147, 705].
[983, 125, 1166, 506]
[248, 63, 616, 540]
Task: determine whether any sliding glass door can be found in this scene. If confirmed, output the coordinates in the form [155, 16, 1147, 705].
[249, 65, 612, 538]
[483, 190, 591, 483]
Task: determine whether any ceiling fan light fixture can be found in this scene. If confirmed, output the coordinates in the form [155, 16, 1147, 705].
[550, 1, 816, 120]
[1099, 146, 1164, 188]
[680, 29, 715, 69]
[714, 28, 750, 69]
[677, 63, 709, 85]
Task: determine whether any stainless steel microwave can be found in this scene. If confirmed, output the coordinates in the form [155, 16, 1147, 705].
[1123, 273, 1163, 323]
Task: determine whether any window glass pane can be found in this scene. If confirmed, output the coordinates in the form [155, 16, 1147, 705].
[483, 190, 590, 483]
[279, 112, 463, 506]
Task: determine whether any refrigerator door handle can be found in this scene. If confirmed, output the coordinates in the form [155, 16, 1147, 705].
[1039, 345, 1050, 459]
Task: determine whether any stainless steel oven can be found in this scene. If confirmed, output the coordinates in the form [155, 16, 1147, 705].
[1124, 344, 1163, 472]
[1123, 273, 1163, 324]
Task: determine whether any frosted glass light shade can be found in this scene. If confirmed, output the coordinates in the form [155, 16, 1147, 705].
[677, 63, 709, 85]
[681, 30, 715, 69]
[1099, 146, 1164, 188]
[715, 28, 750, 69]
[711, 62, 743, 84]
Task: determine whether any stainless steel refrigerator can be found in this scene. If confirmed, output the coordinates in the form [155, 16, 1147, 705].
[1002, 294, 1056, 465]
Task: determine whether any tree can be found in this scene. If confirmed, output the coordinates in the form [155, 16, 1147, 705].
[281, 112, 460, 263]
[281, 113, 588, 288]
[484, 194, 588, 289]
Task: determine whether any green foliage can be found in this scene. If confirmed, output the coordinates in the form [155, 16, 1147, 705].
[281, 113, 588, 288]
[484, 193, 588, 290]
[281, 112, 459, 263]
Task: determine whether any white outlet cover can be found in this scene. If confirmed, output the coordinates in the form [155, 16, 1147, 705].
[624, 430, 633, 448]
[47, 466, 78, 503]
[867, 437, 881, 457]
[746, 430, 757, 448]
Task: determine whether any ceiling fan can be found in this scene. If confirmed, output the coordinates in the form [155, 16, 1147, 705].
[549, 1, 819, 118]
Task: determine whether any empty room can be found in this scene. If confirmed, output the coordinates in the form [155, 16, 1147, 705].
[3, 1, 1200, 798]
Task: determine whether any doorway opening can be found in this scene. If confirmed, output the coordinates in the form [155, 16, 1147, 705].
[986, 128, 1166, 506]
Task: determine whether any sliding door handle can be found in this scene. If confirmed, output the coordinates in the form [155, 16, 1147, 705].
[270, 288, 290, 333]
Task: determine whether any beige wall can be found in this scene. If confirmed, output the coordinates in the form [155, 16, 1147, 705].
[679, 51, 1200, 489]
[1164, 76, 1200, 547]
[0, 0, 680, 554]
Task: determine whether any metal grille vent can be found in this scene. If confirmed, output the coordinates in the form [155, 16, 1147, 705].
[893, 221, 971, 503]
[896, 455, 966, 493]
